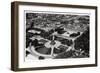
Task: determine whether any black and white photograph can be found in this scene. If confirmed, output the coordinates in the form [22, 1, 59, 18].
[25, 12, 90, 60]
[11, 2, 97, 71]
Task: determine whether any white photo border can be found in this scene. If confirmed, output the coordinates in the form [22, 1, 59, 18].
[18, 4, 96, 68]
